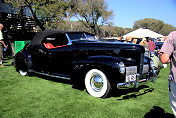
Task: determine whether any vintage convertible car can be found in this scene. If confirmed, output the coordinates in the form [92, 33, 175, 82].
[14, 30, 157, 98]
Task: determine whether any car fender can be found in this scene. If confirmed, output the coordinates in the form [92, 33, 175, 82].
[15, 50, 33, 72]
[72, 55, 125, 84]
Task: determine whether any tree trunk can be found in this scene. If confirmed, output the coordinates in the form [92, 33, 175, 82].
[24, 0, 45, 31]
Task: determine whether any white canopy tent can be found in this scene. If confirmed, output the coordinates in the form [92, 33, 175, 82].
[123, 28, 163, 38]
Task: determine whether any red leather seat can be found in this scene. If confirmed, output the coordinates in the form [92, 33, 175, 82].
[43, 43, 66, 49]
[43, 43, 56, 49]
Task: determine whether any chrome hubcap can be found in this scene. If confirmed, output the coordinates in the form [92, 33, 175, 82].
[90, 73, 104, 92]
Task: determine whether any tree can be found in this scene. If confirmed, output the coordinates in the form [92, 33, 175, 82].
[133, 18, 175, 35]
[101, 24, 114, 37]
[72, 0, 113, 35]
[113, 27, 126, 37]
[5, 0, 70, 31]
[159, 24, 175, 36]
[133, 18, 164, 33]
[5, 0, 44, 31]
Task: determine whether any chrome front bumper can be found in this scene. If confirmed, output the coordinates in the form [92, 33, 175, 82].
[117, 69, 157, 89]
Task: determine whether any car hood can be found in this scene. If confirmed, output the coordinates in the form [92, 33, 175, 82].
[72, 40, 145, 53]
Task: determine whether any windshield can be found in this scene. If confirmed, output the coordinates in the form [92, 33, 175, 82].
[67, 33, 98, 41]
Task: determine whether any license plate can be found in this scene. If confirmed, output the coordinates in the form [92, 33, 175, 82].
[126, 74, 136, 82]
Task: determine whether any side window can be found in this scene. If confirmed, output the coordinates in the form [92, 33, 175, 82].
[42, 34, 68, 47]
[55, 34, 68, 46]
[42, 36, 55, 44]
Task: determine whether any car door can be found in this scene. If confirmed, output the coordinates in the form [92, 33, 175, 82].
[45, 34, 72, 76]
[28, 44, 51, 73]
[49, 46, 72, 75]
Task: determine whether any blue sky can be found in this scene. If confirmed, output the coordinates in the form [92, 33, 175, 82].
[105, 0, 176, 28]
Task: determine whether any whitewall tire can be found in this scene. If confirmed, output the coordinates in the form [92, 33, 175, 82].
[85, 69, 111, 98]
[16, 56, 29, 76]
[19, 70, 28, 76]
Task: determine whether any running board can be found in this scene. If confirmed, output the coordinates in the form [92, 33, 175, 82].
[34, 71, 71, 80]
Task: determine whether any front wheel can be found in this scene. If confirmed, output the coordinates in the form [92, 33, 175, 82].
[85, 69, 111, 98]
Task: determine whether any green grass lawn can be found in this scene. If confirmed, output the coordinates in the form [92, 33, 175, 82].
[0, 58, 175, 118]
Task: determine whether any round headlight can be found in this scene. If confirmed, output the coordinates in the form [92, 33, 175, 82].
[119, 62, 125, 74]
[150, 60, 155, 69]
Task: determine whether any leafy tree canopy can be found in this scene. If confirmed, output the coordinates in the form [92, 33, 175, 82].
[71, 0, 113, 35]
[5, 0, 72, 31]
[133, 18, 175, 36]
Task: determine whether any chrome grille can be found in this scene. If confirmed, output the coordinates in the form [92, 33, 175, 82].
[139, 53, 144, 74]
[126, 66, 137, 75]
[142, 64, 149, 74]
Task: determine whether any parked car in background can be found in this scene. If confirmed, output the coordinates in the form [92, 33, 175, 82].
[15, 30, 157, 98]
[155, 42, 164, 50]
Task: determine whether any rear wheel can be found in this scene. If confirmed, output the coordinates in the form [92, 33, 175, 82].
[85, 69, 111, 98]
[19, 69, 28, 76]
[15, 56, 28, 76]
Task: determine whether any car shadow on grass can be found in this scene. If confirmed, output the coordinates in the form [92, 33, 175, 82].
[111, 85, 154, 100]
[30, 74, 157, 98]
[32, 73, 86, 90]
[144, 106, 174, 118]
[33, 73, 86, 92]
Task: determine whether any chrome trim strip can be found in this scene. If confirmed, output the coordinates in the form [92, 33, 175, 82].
[65, 33, 72, 45]
[34, 71, 70, 80]
[126, 66, 137, 75]
[139, 53, 144, 74]
[142, 64, 149, 74]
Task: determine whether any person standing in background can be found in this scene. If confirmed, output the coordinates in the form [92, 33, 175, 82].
[0, 23, 8, 67]
[160, 31, 176, 117]
[132, 38, 137, 44]
[139, 38, 149, 51]
[124, 37, 130, 43]
[148, 38, 156, 52]
[143, 39, 149, 51]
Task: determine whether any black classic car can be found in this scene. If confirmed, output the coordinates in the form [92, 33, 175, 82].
[14, 30, 157, 98]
